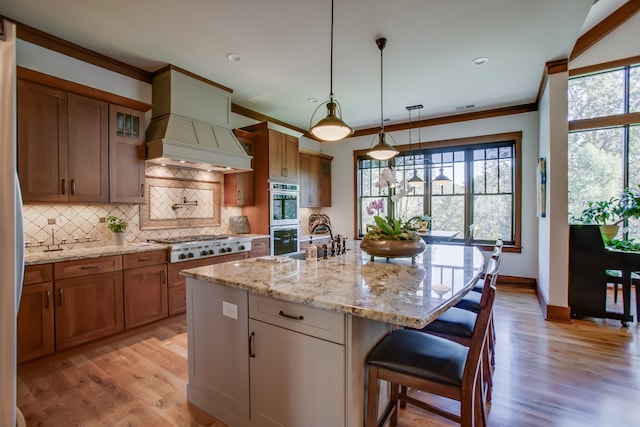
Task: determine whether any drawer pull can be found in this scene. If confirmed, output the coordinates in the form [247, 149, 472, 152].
[137, 257, 152, 262]
[278, 310, 304, 321]
[58, 288, 63, 306]
[71, 179, 76, 195]
[161, 269, 167, 284]
[61, 179, 66, 195]
[45, 290, 51, 309]
[80, 264, 100, 269]
[249, 331, 256, 358]
[140, 184, 144, 197]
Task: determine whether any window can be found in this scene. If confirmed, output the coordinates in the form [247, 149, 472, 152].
[568, 62, 640, 240]
[355, 133, 521, 247]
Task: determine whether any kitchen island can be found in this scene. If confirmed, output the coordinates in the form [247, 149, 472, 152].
[181, 244, 485, 427]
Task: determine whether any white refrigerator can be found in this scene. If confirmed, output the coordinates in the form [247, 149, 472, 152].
[0, 19, 25, 427]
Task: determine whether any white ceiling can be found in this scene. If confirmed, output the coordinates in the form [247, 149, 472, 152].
[0, 0, 626, 133]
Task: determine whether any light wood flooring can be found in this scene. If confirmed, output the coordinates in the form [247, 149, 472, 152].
[17, 286, 640, 427]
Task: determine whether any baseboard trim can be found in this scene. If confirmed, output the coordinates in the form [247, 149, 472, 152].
[496, 275, 536, 288]
[535, 282, 572, 323]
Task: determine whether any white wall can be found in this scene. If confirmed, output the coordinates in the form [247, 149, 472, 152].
[538, 73, 570, 307]
[320, 111, 540, 279]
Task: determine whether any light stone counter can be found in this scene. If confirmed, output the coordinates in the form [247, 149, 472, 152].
[24, 243, 169, 266]
[181, 243, 485, 329]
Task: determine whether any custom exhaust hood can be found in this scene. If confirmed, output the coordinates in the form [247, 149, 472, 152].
[145, 67, 252, 172]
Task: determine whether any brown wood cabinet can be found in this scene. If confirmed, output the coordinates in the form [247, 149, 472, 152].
[237, 122, 300, 235]
[18, 80, 109, 203]
[53, 256, 124, 350]
[167, 252, 248, 316]
[268, 131, 299, 183]
[109, 105, 146, 203]
[250, 237, 270, 257]
[300, 153, 332, 208]
[123, 250, 168, 329]
[224, 130, 255, 206]
[17, 264, 55, 363]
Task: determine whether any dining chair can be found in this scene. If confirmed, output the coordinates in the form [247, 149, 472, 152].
[605, 269, 640, 320]
[365, 267, 498, 427]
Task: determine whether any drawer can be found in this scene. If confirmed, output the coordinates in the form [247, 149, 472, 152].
[123, 250, 167, 269]
[24, 264, 53, 285]
[54, 255, 123, 280]
[249, 294, 345, 344]
[252, 238, 269, 249]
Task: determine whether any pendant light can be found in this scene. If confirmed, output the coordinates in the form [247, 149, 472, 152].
[406, 104, 424, 188]
[367, 38, 399, 161]
[309, 0, 353, 142]
[432, 166, 451, 186]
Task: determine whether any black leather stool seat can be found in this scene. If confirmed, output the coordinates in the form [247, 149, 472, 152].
[419, 307, 476, 339]
[455, 291, 482, 312]
[366, 329, 468, 387]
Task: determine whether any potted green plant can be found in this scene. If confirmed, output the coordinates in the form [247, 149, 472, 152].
[573, 186, 640, 244]
[106, 215, 128, 245]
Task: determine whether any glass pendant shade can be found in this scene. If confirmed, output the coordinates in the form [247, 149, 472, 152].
[367, 131, 398, 160]
[310, 100, 353, 141]
[432, 167, 451, 186]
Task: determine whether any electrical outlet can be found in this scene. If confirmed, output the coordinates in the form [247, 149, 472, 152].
[47, 218, 56, 225]
[222, 301, 238, 320]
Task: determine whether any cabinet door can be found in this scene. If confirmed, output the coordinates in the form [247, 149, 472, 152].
[224, 172, 254, 206]
[109, 105, 146, 203]
[319, 158, 332, 207]
[300, 153, 320, 207]
[17, 282, 55, 363]
[249, 319, 345, 427]
[123, 264, 168, 329]
[268, 131, 299, 183]
[67, 93, 109, 203]
[249, 238, 270, 258]
[17, 80, 69, 202]
[54, 271, 124, 350]
[187, 280, 250, 418]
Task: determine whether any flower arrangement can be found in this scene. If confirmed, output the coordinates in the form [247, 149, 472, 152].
[363, 167, 422, 241]
[106, 215, 128, 233]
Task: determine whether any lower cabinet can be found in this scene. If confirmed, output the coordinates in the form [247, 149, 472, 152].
[17, 264, 55, 363]
[186, 279, 345, 427]
[123, 250, 168, 329]
[249, 237, 270, 257]
[54, 271, 124, 350]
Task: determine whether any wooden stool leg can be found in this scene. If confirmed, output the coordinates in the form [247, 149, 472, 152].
[366, 366, 380, 427]
[390, 382, 399, 426]
[614, 283, 619, 303]
[399, 386, 407, 409]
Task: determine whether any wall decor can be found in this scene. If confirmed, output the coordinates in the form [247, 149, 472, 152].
[140, 176, 221, 230]
[537, 157, 546, 218]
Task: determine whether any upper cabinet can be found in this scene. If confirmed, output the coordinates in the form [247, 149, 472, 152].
[18, 81, 109, 203]
[300, 152, 333, 208]
[17, 68, 152, 204]
[224, 129, 255, 206]
[268, 130, 299, 183]
[109, 105, 146, 203]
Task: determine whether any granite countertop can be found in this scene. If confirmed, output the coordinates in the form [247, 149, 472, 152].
[180, 244, 485, 328]
[24, 243, 170, 266]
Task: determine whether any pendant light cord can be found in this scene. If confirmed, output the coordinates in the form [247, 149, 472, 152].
[377, 38, 386, 133]
[329, 0, 334, 99]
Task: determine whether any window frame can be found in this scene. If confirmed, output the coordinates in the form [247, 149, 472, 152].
[568, 61, 640, 241]
[353, 131, 522, 252]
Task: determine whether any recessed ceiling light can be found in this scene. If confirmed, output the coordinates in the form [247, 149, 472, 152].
[471, 57, 489, 66]
[307, 97, 318, 103]
[225, 52, 243, 62]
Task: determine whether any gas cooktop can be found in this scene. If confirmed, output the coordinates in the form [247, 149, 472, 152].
[147, 235, 229, 244]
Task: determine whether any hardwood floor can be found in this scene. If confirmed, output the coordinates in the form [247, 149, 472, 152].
[17, 286, 640, 427]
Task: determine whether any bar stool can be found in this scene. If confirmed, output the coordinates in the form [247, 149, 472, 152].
[365, 271, 497, 427]
[606, 269, 640, 321]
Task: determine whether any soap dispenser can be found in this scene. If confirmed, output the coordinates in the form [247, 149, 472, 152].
[305, 237, 317, 262]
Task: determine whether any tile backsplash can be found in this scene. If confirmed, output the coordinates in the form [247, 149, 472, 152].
[23, 165, 241, 252]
